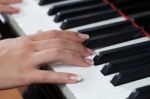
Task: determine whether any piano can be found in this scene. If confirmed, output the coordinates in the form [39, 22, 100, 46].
[3, 0, 150, 99]
[0, 15, 17, 39]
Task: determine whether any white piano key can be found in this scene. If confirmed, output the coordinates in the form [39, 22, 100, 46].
[103, 91, 131, 99]
[95, 37, 149, 53]
[52, 63, 150, 99]
[8, 0, 126, 34]
[69, 17, 126, 32]
[0, 14, 5, 23]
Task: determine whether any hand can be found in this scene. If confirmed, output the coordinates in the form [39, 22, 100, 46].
[0, 0, 22, 14]
[0, 30, 94, 90]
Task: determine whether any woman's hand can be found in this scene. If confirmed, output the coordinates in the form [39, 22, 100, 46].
[0, 30, 94, 90]
[0, 0, 22, 14]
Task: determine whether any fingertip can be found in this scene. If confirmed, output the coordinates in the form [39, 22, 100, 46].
[78, 33, 89, 41]
[10, 8, 20, 13]
[72, 58, 93, 67]
[68, 74, 83, 84]
[83, 58, 94, 66]
[5, 7, 20, 14]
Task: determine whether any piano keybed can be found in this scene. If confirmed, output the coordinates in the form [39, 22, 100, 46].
[5, 0, 150, 99]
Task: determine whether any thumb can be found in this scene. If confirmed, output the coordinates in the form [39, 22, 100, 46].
[0, 4, 19, 14]
[29, 70, 82, 84]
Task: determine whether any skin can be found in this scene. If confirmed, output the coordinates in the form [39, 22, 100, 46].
[0, 30, 93, 90]
[0, 0, 93, 90]
[0, 0, 22, 14]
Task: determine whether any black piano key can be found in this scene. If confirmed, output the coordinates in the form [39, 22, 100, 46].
[144, 26, 150, 33]
[54, 3, 110, 22]
[60, 10, 119, 29]
[48, 0, 101, 15]
[128, 85, 150, 99]
[84, 28, 143, 49]
[111, 63, 150, 86]
[39, 0, 65, 6]
[120, 2, 150, 15]
[79, 21, 132, 37]
[109, 0, 127, 3]
[0, 19, 3, 30]
[101, 52, 150, 75]
[113, 0, 147, 8]
[135, 14, 150, 27]
[94, 41, 150, 65]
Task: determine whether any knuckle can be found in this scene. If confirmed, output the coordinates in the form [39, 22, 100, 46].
[52, 48, 64, 57]
[69, 31, 78, 37]
[51, 30, 59, 33]
[53, 48, 64, 54]
[64, 50, 78, 58]
[24, 75, 33, 84]
[50, 30, 61, 37]
[27, 58, 36, 66]
[18, 76, 30, 85]
[40, 72, 50, 82]
[24, 42, 34, 50]
[17, 71, 33, 85]
[69, 31, 77, 36]
[70, 52, 79, 57]
[15, 37, 32, 50]
[36, 31, 43, 35]
[76, 43, 85, 51]
[20, 37, 34, 50]
[80, 44, 86, 51]
[55, 39, 66, 46]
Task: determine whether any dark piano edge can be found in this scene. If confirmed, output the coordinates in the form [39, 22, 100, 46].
[0, 15, 19, 39]
[23, 65, 67, 99]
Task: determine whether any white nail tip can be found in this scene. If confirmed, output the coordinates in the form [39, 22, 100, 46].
[70, 76, 83, 82]
[84, 58, 94, 65]
[78, 34, 89, 39]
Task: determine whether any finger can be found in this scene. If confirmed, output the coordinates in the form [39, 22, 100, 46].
[30, 30, 89, 42]
[34, 39, 94, 57]
[0, 0, 22, 4]
[29, 70, 82, 84]
[32, 48, 93, 67]
[0, 4, 19, 14]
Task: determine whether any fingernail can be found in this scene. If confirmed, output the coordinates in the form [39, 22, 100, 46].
[15, 8, 20, 12]
[13, 8, 20, 13]
[86, 48, 95, 55]
[70, 75, 83, 82]
[78, 34, 89, 40]
[9, 7, 20, 13]
[84, 58, 94, 65]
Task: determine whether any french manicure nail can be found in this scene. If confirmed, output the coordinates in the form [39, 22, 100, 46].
[84, 58, 94, 65]
[78, 34, 89, 40]
[10, 7, 20, 13]
[70, 75, 83, 82]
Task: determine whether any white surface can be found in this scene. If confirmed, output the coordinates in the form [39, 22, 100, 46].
[6, 0, 150, 99]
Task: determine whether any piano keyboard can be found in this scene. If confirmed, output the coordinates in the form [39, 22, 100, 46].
[4, 0, 150, 99]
